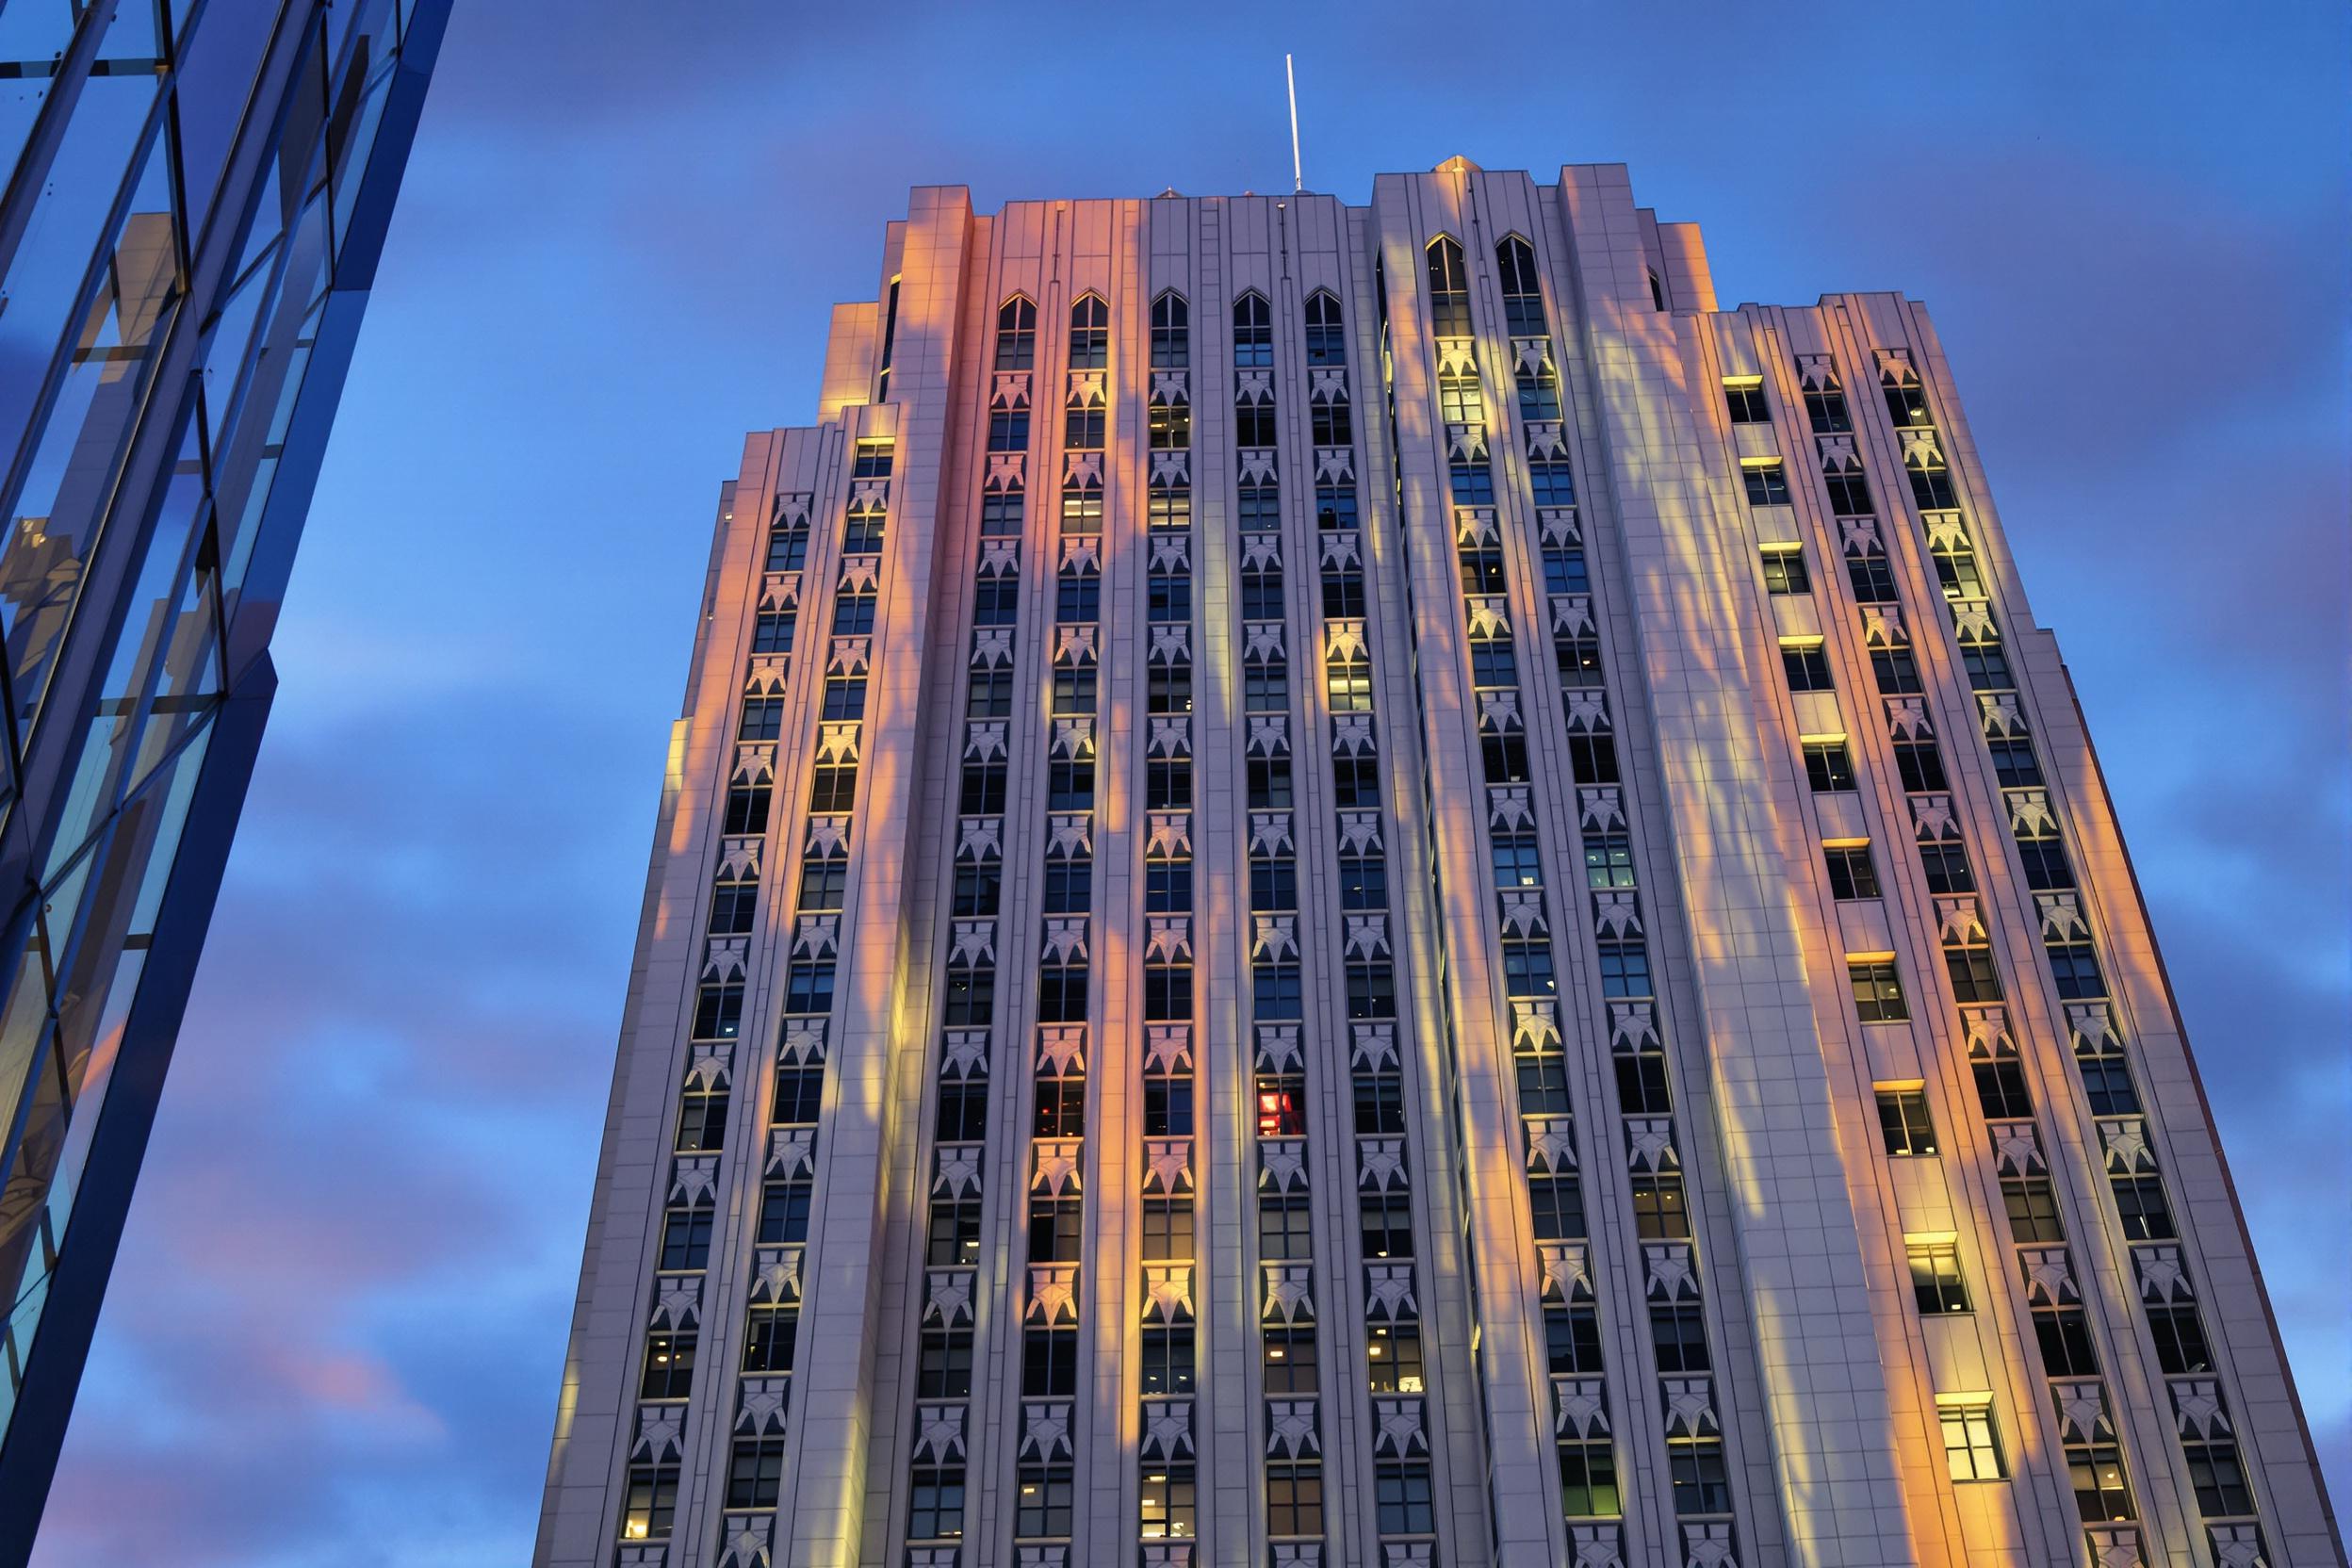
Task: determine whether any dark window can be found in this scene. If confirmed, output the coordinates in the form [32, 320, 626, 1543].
[1497, 236, 1547, 335]
[1252, 963, 1302, 1019]
[1804, 742, 1857, 792]
[1146, 860, 1193, 912]
[1559, 1438, 1621, 1518]
[2146, 1304, 2211, 1375]
[1233, 291, 1274, 368]
[2035, 1306, 2101, 1378]
[1782, 643, 1835, 692]
[1946, 947, 2004, 1004]
[1259, 1194, 1314, 1260]
[1152, 291, 1189, 368]
[1527, 1175, 1585, 1239]
[2017, 836, 2075, 891]
[1961, 643, 2014, 691]
[773, 1066, 824, 1125]
[1919, 842, 1974, 894]
[742, 1305, 800, 1374]
[1849, 961, 1908, 1022]
[2111, 1175, 2175, 1240]
[675, 1086, 728, 1152]
[908, 1465, 967, 1539]
[1067, 293, 1108, 368]
[1360, 1194, 1415, 1259]
[1544, 1306, 1604, 1374]
[1354, 1075, 1407, 1135]
[995, 296, 1037, 369]
[1141, 1199, 1195, 1262]
[1824, 844, 1879, 900]
[1651, 1301, 1711, 1372]
[2184, 1438, 2253, 1517]
[1016, 1466, 1074, 1538]
[1894, 741, 1948, 792]
[1595, 941, 1650, 999]
[1668, 1440, 1731, 1515]
[2079, 1054, 2140, 1118]
[916, 1330, 971, 1398]
[2001, 1176, 2066, 1244]
[798, 858, 848, 910]
[1032, 1077, 1085, 1138]
[660, 1205, 713, 1271]
[1041, 860, 1092, 913]
[928, 1198, 983, 1266]
[2066, 1442, 2132, 1525]
[1847, 552, 1900, 602]
[723, 785, 771, 837]
[1824, 469, 1873, 516]
[1723, 382, 1769, 422]
[1805, 388, 1852, 433]
[934, 1081, 988, 1142]
[985, 401, 1030, 449]
[1986, 738, 2042, 788]
[2047, 943, 2104, 1000]
[1375, 1461, 1436, 1534]
[692, 983, 743, 1041]
[1494, 833, 1544, 888]
[1615, 1051, 1673, 1114]
[1143, 1075, 1194, 1136]
[1871, 647, 1923, 694]
[1027, 1198, 1084, 1264]
[1973, 1060, 2034, 1120]
[1339, 855, 1387, 909]
[1427, 236, 1472, 336]
[1516, 1054, 1572, 1116]
[1741, 464, 1791, 506]
[783, 959, 835, 1015]
[1139, 1324, 1196, 1396]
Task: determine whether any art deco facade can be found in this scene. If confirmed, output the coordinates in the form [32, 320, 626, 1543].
[0, 2, 450, 1551]
[536, 165, 2340, 1568]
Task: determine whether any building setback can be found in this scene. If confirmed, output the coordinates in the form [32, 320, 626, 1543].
[0, 2, 451, 1553]
[534, 164, 2341, 1568]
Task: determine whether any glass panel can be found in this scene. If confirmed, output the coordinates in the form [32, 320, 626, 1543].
[126, 552, 220, 792]
[0, 706, 207, 1446]
[0, 127, 184, 738]
[169, 0, 282, 249]
[326, 34, 395, 253]
[0, 0, 96, 195]
[0, 2, 166, 467]
[215, 183, 328, 594]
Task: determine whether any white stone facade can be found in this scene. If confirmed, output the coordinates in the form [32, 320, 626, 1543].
[532, 168, 2343, 1568]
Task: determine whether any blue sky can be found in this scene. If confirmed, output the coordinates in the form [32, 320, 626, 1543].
[30, 3, 2349, 1561]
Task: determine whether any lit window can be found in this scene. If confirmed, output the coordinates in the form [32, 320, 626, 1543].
[1939, 1401, 2005, 1480]
[1906, 1240, 1970, 1314]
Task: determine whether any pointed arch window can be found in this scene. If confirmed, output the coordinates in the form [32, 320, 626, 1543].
[1427, 237, 1471, 337]
[1069, 293, 1109, 368]
[1152, 291, 1189, 369]
[1496, 236, 1544, 336]
[995, 297, 1037, 370]
[1233, 291, 1273, 368]
[1304, 290, 1347, 366]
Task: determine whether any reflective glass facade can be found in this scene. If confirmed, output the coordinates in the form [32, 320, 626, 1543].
[0, 1, 450, 1548]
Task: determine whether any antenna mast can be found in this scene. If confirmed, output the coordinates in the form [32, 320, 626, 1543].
[1285, 54, 1303, 193]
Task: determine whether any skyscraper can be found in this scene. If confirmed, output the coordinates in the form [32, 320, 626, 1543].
[0, 2, 450, 1550]
[535, 166, 2341, 1568]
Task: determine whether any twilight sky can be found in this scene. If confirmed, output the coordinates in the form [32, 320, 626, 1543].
[30, 3, 2350, 1562]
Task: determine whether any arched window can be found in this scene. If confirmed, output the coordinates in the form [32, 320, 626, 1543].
[1233, 291, 1272, 368]
[1069, 293, 1109, 369]
[1426, 237, 1470, 337]
[1303, 290, 1346, 366]
[995, 297, 1037, 370]
[1495, 237, 1544, 336]
[1152, 291, 1189, 368]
